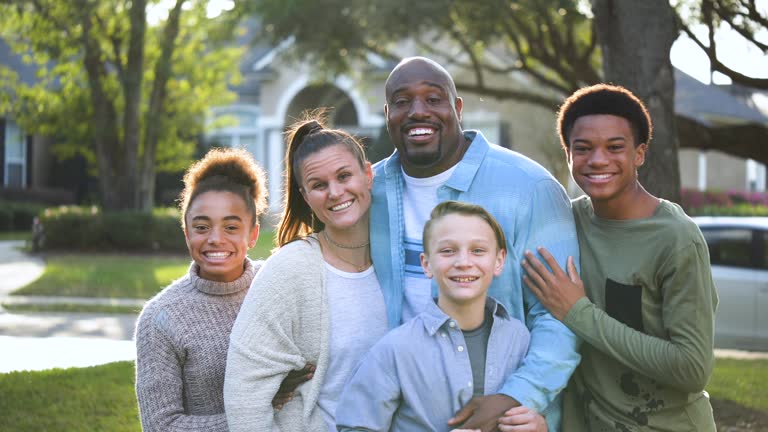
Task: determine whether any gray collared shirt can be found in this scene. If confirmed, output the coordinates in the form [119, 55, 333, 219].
[335, 297, 531, 431]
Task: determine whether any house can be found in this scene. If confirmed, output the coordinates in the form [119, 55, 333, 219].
[208, 35, 768, 211]
[4, 26, 766, 210]
[675, 69, 768, 193]
[0, 39, 81, 204]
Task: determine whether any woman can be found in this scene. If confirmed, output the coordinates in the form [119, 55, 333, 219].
[135, 147, 267, 431]
[224, 118, 389, 431]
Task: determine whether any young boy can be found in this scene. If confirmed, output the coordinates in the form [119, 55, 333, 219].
[522, 84, 718, 431]
[335, 200, 545, 431]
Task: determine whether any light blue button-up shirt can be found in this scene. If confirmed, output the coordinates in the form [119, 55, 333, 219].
[336, 297, 530, 432]
[369, 131, 581, 429]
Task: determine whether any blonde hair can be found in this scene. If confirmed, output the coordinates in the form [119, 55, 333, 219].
[422, 201, 506, 254]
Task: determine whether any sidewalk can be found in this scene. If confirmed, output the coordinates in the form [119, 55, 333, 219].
[1, 240, 767, 373]
[0, 240, 140, 372]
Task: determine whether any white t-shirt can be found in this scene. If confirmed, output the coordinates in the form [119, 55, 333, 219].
[401, 165, 456, 322]
[318, 263, 388, 430]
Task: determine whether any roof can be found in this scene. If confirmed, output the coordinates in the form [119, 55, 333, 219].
[674, 68, 768, 127]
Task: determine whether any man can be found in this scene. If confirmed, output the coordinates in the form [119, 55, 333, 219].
[522, 84, 718, 430]
[369, 56, 580, 431]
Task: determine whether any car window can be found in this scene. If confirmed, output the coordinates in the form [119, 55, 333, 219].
[763, 233, 768, 270]
[701, 228, 753, 269]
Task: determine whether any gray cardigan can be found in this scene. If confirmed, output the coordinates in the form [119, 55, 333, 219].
[224, 236, 329, 432]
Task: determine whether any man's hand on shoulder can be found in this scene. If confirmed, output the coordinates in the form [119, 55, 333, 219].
[448, 394, 520, 432]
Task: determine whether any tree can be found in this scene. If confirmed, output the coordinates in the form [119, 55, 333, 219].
[591, 0, 681, 202]
[678, 0, 768, 89]
[0, 0, 242, 210]
[243, 0, 766, 202]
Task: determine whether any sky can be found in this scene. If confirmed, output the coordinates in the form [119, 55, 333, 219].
[147, 1, 768, 89]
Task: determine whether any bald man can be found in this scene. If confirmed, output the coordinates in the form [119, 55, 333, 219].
[367, 57, 580, 432]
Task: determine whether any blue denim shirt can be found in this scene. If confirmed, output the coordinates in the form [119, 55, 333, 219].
[336, 297, 531, 432]
[369, 131, 581, 426]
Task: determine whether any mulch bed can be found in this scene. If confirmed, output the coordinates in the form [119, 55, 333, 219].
[713, 398, 768, 432]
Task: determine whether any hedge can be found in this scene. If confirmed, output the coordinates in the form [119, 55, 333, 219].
[38, 206, 186, 252]
[681, 188, 768, 217]
[0, 201, 46, 232]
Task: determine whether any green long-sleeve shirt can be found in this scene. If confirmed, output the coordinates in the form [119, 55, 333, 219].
[562, 197, 718, 432]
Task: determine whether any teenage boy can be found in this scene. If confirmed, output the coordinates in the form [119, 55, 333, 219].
[336, 201, 546, 432]
[522, 84, 718, 431]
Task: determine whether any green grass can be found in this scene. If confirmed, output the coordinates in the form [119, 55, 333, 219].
[10, 230, 276, 301]
[13, 254, 191, 299]
[0, 357, 764, 431]
[707, 358, 768, 411]
[0, 361, 140, 432]
[0, 231, 32, 241]
[2, 303, 143, 314]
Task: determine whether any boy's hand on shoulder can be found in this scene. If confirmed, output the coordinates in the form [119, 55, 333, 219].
[448, 394, 520, 432]
[498, 406, 547, 432]
[522, 247, 585, 321]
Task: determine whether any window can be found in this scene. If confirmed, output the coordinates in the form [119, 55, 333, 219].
[4, 120, 27, 188]
[701, 228, 754, 269]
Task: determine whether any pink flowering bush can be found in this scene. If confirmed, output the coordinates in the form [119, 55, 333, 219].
[681, 188, 768, 216]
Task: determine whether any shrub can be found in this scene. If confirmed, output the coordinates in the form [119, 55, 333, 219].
[39, 206, 185, 252]
[0, 206, 12, 231]
[0, 200, 46, 232]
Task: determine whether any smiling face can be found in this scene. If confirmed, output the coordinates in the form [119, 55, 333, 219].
[421, 213, 506, 309]
[385, 58, 465, 177]
[568, 114, 646, 211]
[184, 191, 258, 282]
[299, 144, 373, 235]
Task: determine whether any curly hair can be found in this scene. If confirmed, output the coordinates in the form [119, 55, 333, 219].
[557, 83, 652, 151]
[178, 147, 268, 230]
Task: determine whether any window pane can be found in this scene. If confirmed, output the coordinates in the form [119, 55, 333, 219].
[701, 228, 753, 268]
[5, 121, 24, 160]
[6, 163, 23, 188]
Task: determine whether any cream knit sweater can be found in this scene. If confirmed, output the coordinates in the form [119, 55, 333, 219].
[225, 236, 329, 432]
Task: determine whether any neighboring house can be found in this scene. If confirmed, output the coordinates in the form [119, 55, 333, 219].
[0, 39, 79, 204]
[676, 69, 768, 193]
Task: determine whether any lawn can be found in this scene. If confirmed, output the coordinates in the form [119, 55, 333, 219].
[10, 230, 276, 300]
[0, 358, 765, 431]
[708, 358, 768, 411]
[0, 231, 32, 241]
[0, 361, 139, 432]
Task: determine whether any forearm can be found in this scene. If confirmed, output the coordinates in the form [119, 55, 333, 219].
[498, 309, 580, 412]
[564, 297, 713, 392]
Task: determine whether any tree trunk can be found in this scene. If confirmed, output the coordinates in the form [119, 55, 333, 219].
[123, 0, 147, 209]
[80, 3, 124, 210]
[138, 0, 185, 211]
[591, 0, 681, 203]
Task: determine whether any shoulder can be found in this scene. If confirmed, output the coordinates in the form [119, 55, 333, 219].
[653, 200, 706, 243]
[475, 139, 556, 184]
[241, 237, 324, 310]
[258, 237, 323, 276]
[372, 318, 427, 355]
[138, 274, 192, 321]
[650, 201, 710, 260]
